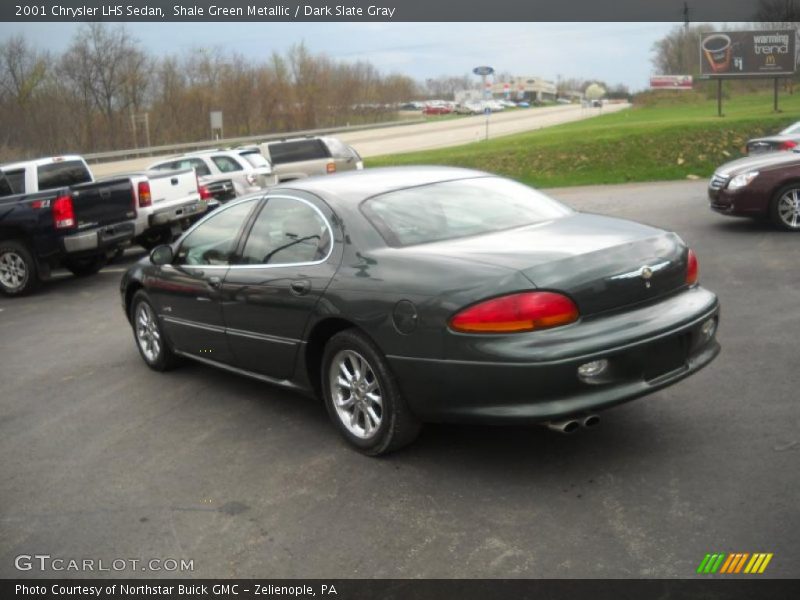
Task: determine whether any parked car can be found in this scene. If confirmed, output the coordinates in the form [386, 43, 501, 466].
[0, 158, 137, 295]
[708, 149, 800, 230]
[121, 166, 720, 455]
[746, 121, 800, 155]
[148, 150, 275, 198]
[423, 104, 452, 115]
[258, 136, 363, 183]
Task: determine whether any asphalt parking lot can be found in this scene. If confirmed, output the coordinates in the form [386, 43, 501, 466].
[1, 179, 798, 579]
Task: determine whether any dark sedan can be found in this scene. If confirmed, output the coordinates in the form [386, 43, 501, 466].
[708, 150, 800, 230]
[121, 167, 720, 455]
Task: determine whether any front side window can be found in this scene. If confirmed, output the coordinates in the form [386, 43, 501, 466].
[175, 199, 257, 266]
[239, 197, 332, 265]
[211, 155, 244, 173]
[361, 177, 572, 247]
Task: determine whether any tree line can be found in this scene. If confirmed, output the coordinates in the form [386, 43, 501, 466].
[0, 24, 417, 159]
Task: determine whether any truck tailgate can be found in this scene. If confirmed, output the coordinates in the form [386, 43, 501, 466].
[146, 169, 200, 205]
[71, 178, 136, 230]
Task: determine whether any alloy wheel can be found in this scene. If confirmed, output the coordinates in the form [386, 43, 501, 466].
[0, 250, 28, 292]
[329, 349, 384, 439]
[135, 302, 162, 364]
[778, 189, 800, 229]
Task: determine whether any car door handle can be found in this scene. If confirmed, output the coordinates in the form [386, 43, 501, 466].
[207, 276, 222, 289]
[290, 279, 311, 296]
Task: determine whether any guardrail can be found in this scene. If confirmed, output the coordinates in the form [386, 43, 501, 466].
[83, 117, 426, 164]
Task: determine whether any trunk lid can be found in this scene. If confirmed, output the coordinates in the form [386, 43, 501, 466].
[410, 213, 688, 317]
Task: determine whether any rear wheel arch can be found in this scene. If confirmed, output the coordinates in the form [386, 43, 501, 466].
[304, 317, 361, 397]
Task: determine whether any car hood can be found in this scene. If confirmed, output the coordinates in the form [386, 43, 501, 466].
[406, 213, 688, 316]
[714, 151, 800, 177]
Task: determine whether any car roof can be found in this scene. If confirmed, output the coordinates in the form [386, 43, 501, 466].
[274, 166, 492, 205]
[1, 155, 86, 170]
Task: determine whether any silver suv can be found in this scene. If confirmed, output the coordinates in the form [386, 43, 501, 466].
[149, 150, 276, 198]
[257, 136, 363, 182]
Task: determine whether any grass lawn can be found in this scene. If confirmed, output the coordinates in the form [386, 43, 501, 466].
[367, 91, 800, 187]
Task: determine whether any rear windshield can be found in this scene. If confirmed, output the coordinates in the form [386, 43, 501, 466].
[268, 140, 330, 165]
[361, 177, 572, 247]
[239, 151, 270, 169]
[37, 160, 92, 190]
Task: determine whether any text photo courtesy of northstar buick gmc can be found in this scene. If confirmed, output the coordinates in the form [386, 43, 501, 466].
[121, 167, 720, 455]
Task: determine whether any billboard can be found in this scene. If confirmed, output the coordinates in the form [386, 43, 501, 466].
[650, 75, 693, 90]
[700, 30, 797, 77]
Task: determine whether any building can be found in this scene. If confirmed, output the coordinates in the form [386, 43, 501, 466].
[491, 76, 557, 102]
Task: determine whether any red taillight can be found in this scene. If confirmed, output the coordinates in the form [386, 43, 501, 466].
[780, 140, 798, 151]
[198, 184, 212, 200]
[449, 291, 579, 334]
[52, 194, 76, 229]
[686, 249, 699, 286]
[326, 162, 336, 174]
[137, 181, 152, 208]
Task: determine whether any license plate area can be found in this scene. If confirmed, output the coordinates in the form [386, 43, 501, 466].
[643, 334, 689, 381]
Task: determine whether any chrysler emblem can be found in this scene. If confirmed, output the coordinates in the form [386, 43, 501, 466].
[641, 266, 653, 288]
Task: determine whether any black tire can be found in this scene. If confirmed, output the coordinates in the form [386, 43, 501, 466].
[129, 290, 181, 371]
[0, 239, 39, 296]
[769, 184, 800, 231]
[64, 254, 106, 277]
[137, 229, 173, 251]
[321, 329, 421, 456]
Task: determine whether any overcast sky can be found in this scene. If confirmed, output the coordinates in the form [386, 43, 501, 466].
[0, 21, 689, 90]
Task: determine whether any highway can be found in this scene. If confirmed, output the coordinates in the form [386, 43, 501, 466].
[90, 103, 630, 177]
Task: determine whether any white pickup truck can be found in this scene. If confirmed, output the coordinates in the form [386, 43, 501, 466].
[3, 155, 206, 250]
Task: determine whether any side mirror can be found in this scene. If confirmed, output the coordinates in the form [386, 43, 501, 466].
[150, 244, 174, 266]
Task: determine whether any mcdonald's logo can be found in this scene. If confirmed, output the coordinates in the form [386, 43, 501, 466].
[766, 55, 777, 66]
[696, 552, 773, 574]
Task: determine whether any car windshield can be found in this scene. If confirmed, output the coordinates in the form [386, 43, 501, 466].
[361, 177, 572, 247]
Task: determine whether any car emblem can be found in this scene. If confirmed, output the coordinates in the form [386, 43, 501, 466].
[641, 267, 653, 288]
[610, 261, 669, 289]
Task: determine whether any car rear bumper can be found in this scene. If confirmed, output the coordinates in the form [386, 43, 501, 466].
[388, 287, 720, 423]
[62, 222, 135, 254]
[148, 200, 207, 227]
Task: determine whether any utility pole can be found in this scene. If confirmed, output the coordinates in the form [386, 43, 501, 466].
[683, 2, 690, 29]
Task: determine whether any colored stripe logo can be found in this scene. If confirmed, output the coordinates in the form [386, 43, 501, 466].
[696, 553, 773, 574]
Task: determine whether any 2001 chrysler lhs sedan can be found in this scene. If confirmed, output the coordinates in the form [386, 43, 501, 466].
[121, 167, 720, 455]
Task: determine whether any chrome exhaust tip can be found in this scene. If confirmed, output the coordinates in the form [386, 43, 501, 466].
[545, 418, 581, 434]
[580, 414, 600, 428]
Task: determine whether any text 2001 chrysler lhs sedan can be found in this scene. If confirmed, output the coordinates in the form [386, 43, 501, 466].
[121, 167, 720, 455]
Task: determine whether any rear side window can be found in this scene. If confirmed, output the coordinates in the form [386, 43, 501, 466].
[3, 169, 25, 194]
[37, 160, 92, 190]
[211, 155, 244, 173]
[361, 177, 572, 247]
[239, 197, 332, 265]
[267, 140, 330, 165]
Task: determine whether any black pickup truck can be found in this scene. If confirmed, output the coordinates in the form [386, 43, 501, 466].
[0, 161, 136, 296]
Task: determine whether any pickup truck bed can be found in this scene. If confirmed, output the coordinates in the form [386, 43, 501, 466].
[0, 174, 136, 295]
